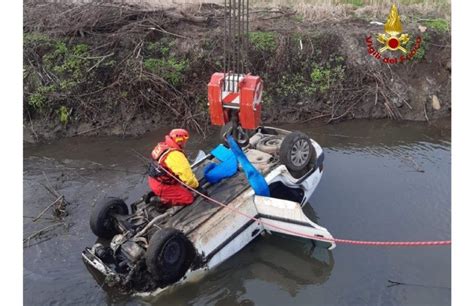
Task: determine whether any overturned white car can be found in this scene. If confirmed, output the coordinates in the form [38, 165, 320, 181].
[82, 126, 335, 295]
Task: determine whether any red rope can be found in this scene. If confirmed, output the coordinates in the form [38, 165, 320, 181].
[157, 165, 451, 247]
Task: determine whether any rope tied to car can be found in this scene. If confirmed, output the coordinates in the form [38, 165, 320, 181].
[151, 161, 451, 247]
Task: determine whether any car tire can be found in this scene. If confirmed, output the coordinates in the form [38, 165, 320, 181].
[90, 197, 128, 239]
[146, 228, 196, 285]
[255, 136, 283, 154]
[279, 131, 316, 178]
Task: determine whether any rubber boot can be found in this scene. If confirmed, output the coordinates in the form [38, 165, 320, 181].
[149, 196, 161, 205]
[149, 196, 171, 213]
[144, 191, 155, 204]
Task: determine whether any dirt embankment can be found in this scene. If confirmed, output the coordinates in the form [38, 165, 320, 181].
[23, 1, 451, 142]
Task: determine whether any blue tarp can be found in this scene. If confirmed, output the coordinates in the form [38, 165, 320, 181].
[226, 135, 270, 197]
[203, 136, 270, 197]
[204, 144, 238, 184]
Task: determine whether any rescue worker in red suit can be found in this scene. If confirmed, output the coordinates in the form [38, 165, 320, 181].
[147, 129, 202, 206]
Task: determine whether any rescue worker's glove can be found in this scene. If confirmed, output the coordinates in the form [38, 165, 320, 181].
[195, 186, 209, 197]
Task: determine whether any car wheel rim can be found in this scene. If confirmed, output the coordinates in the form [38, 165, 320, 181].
[266, 138, 281, 146]
[163, 240, 181, 265]
[290, 139, 310, 167]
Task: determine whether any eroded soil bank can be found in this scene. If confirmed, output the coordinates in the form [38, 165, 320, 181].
[23, 1, 451, 142]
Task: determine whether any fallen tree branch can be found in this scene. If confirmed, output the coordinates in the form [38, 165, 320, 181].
[424, 102, 430, 122]
[74, 124, 110, 136]
[387, 279, 450, 290]
[42, 171, 61, 198]
[32, 195, 64, 222]
[23, 222, 63, 245]
[86, 53, 115, 72]
[24, 215, 56, 221]
[300, 113, 331, 123]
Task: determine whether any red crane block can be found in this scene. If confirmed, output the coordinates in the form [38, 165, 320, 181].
[207, 72, 226, 126]
[207, 73, 263, 130]
[239, 75, 262, 129]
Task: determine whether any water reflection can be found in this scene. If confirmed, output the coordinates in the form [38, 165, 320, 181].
[279, 119, 451, 150]
[145, 235, 334, 306]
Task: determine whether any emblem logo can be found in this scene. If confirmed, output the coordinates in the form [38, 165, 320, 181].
[377, 4, 409, 53]
[365, 4, 422, 64]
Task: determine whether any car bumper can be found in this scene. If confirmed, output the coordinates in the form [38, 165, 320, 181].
[82, 247, 122, 286]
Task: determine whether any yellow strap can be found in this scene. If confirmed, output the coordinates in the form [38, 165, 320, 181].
[157, 148, 172, 164]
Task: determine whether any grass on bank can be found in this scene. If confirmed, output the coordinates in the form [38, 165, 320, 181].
[117, 0, 450, 19]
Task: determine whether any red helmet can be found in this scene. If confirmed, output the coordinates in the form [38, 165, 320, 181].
[169, 128, 189, 146]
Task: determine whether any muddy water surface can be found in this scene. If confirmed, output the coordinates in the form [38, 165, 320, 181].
[23, 120, 451, 305]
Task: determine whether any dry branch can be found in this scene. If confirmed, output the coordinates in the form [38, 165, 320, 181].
[40, 172, 69, 219]
[23, 223, 64, 246]
[23, 0, 443, 136]
[32, 195, 64, 222]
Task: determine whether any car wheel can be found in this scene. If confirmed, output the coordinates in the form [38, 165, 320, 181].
[146, 228, 196, 285]
[279, 131, 316, 178]
[90, 197, 128, 239]
[255, 136, 283, 154]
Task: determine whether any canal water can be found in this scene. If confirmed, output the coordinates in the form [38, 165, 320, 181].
[23, 119, 451, 305]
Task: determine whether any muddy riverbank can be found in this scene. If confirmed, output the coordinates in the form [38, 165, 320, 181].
[23, 119, 450, 305]
[23, 1, 450, 142]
